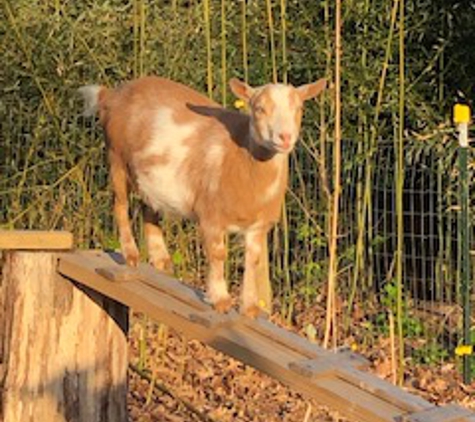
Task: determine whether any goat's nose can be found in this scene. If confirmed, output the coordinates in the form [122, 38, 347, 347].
[279, 133, 292, 149]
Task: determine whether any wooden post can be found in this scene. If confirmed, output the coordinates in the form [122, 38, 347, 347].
[0, 231, 129, 422]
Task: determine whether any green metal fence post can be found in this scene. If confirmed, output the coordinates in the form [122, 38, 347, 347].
[454, 103, 472, 384]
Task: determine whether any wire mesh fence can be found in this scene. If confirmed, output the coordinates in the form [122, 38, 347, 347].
[371, 139, 464, 363]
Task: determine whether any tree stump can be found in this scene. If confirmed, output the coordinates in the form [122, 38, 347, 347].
[0, 232, 129, 422]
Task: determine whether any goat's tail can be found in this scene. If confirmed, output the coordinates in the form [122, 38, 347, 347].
[77, 85, 110, 117]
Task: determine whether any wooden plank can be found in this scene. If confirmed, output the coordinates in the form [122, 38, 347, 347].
[288, 359, 339, 379]
[340, 366, 431, 412]
[240, 315, 370, 372]
[0, 230, 73, 250]
[57, 252, 212, 341]
[241, 315, 330, 359]
[337, 347, 371, 368]
[288, 353, 369, 378]
[188, 310, 239, 329]
[314, 376, 407, 421]
[136, 265, 209, 311]
[288, 357, 430, 415]
[204, 324, 405, 422]
[399, 404, 475, 422]
[56, 250, 475, 422]
[287, 350, 369, 379]
[96, 265, 139, 282]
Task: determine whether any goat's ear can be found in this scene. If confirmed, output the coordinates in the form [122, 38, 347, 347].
[229, 78, 255, 102]
[297, 78, 327, 101]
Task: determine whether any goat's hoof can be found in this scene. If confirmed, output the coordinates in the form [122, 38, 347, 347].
[150, 257, 173, 274]
[241, 304, 262, 319]
[122, 242, 140, 267]
[125, 252, 140, 267]
[213, 297, 233, 314]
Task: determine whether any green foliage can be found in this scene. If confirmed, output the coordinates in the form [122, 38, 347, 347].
[377, 280, 423, 339]
[411, 343, 449, 366]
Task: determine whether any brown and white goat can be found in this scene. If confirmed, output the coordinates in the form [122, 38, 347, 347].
[79, 76, 326, 316]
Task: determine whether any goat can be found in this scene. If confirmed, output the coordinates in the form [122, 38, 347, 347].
[79, 76, 326, 317]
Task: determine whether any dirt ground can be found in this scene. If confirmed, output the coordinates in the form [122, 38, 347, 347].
[127, 317, 351, 422]
[127, 304, 474, 422]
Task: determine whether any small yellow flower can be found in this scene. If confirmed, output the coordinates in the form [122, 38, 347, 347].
[350, 342, 358, 352]
[258, 299, 266, 309]
[234, 99, 247, 110]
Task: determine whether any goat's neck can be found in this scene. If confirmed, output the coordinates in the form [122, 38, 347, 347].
[246, 124, 286, 164]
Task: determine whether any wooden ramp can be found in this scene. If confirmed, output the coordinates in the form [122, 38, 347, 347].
[58, 250, 475, 422]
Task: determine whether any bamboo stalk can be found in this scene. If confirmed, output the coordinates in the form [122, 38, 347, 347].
[395, 0, 405, 385]
[282, 198, 292, 323]
[139, 0, 146, 77]
[373, 0, 400, 128]
[265, 0, 278, 83]
[241, 0, 248, 83]
[346, 0, 371, 326]
[389, 310, 398, 385]
[319, 0, 331, 203]
[133, 0, 139, 78]
[203, 0, 213, 98]
[358, 0, 400, 302]
[280, 0, 291, 321]
[221, 0, 227, 106]
[280, 0, 287, 84]
[324, 0, 342, 350]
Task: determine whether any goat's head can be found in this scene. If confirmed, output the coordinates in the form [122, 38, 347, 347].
[230, 78, 327, 154]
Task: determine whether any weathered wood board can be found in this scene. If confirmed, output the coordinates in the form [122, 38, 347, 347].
[57, 250, 475, 422]
[0, 230, 74, 250]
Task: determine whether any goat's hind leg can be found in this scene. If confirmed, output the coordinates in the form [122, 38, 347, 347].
[143, 206, 172, 272]
[109, 151, 140, 266]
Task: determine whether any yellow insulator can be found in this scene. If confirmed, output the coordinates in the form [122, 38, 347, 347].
[455, 345, 473, 356]
[453, 104, 471, 124]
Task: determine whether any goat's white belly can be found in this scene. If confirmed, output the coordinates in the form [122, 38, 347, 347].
[136, 165, 193, 216]
[132, 107, 197, 216]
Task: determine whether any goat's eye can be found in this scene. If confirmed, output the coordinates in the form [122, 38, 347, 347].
[254, 106, 265, 115]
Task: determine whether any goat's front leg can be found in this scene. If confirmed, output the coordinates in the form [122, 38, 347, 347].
[202, 227, 232, 313]
[143, 206, 172, 272]
[241, 227, 268, 318]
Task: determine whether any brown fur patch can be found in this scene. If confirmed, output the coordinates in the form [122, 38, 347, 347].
[136, 154, 170, 170]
